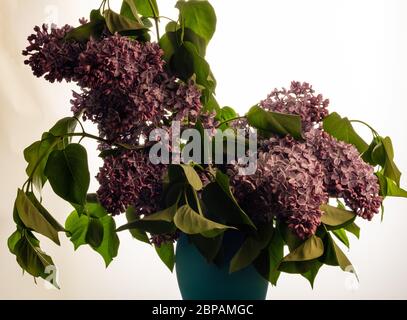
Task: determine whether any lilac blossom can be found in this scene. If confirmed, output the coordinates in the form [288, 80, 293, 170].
[305, 128, 382, 220]
[260, 81, 329, 132]
[22, 24, 84, 83]
[96, 150, 166, 216]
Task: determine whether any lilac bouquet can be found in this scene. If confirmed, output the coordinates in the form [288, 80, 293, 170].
[9, 0, 406, 290]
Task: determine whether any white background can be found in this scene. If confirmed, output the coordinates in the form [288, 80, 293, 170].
[1, 0, 407, 299]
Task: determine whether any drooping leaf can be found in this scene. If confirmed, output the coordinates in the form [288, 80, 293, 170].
[376, 172, 407, 198]
[11, 230, 58, 288]
[125, 206, 150, 244]
[105, 9, 145, 34]
[173, 204, 233, 236]
[229, 223, 274, 273]
[323, 112, 368, 153]
[301, 261, 323, 288]
[202, 170, 256, 230]
[332, 228, 350, 248]
[24, 118, 77, 191]
[45, 143, 90, 206]
[381, 137, 402, 185]
[282, 235, 324, 262]
[122, 0, 159, 18]
[168, 164, 203, 191]
[320, 204, 356, 229]
[216, 106, 238, 130]
[189, 233, 223, 263]
[278, 221, 303, 251]
[15, 189, 62, 245]
[120, 0, 143, 23]
[320, 233, 354, 272]
[24, 134, 57, 191]
[344, 222, 360, 239]
[170, 43, 195, 80]
[8, 229, 22, 255]
[155, 242, 175, 271]
[229, 222, 274, 273]
[246, 105, 302, 140]
[65, 19, 106, 42]
[176, 0, 217, 44]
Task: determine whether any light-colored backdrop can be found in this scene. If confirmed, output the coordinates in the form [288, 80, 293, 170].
[1, 0, 406, 299]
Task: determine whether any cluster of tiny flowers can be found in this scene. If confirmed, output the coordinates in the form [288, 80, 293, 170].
[150, 232, 179, 247]
[96, 150, 166, 216]
[305, 128, 382, 220]
[22, 24, 84, 83]
[260, 81, 329, 132]
[232, 82, 382, 238]
[70, 34, 202, 143]
[232, 136, 328, 239]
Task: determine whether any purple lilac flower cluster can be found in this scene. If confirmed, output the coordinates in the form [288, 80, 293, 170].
[260, 81, 329, 131]
[96, 150, 165, 216]
[232, 82, 382, 239]
[233, 136, 328, 239]
[305, 128, 382, 220]
[22, 24, 84, 83]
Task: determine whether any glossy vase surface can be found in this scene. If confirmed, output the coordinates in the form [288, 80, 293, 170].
[176, 232, 268, 300]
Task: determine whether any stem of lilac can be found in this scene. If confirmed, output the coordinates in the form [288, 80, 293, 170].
[146, 0, 160, 42]
[349, 120, 380, 138]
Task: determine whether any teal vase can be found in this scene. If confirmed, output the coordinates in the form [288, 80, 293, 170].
[175, 232, 268, 300]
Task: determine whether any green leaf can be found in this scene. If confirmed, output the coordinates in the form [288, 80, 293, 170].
[344, 222, 360, 239]
[168, 164, 203, 191]
[24, 134, 57, 191]
[86, 218, 104, 248]
[143, 204, 178, 222]
[159, 33, 177, 62]
[105, 9, 146, 34]
[376, 172, 407, 198]
[15, 189, 62, 245]
[24, 118, 77, 191]
[174, 204, 233, 236]
[45, 143, 90, 206]
[120, 0, 143, 23]
[246, 105, 302, 140]
[278, 235, 324, 275]
[170, 43, 195, 80]
[320, 204, 356, 229]
[155, 242, 175, 271]
[65, 20, 105, 42]
[229, 223, 274, 273]
[8, 229, 22, 255]
[65, 203, 119, 266]
[122, 0, 159, 18]
[282, 235, 324, 262]
[278, 221, 303, 251]
[95, 214, 120, 267]
[202, 173, 256, 230]
[320, 233, 353, 272]
[49, 117, 77, 149]
[301, 261, 322, 288]
[12, 230, 58, 288]
[189, 233, 223, 263]
[322, 112, 368, 153]
[332, 228, 350, 248]
[381, 137, 402, 185]
[176, 0, 217, 43]
[125, 207, 150, 244]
